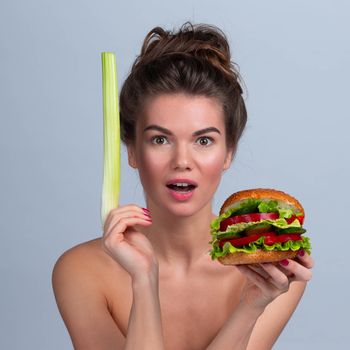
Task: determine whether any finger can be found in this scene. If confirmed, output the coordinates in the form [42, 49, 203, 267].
[294, 250, 314, 269]
[104, 205, 151, 232]
[103, 222, 155, 259]
[274, 265, 296, 279]
[259, 263, 290, 292]
[105, 215, 152, 237]
[103, 229, 145, 263]
[104, 216, 152, 238]
[104, 205, 133, 232]
[104, 205, 150, 233]
[103, 219, 152, 252]
[236, 265, 275, 294]
[277, 258, 313, 282]
[109, 204, 149, 216]
[105, 210, 151, 235]
[123, 229, 155, 254]
[104, 210, 152, 236]
[247, 264, 270, 279]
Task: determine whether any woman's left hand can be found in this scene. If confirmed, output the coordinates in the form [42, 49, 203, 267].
[235, 250, 314, 309]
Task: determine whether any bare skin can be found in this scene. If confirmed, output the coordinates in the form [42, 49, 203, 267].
[52, 94, 314, 350]
[54, 235, 250, 349]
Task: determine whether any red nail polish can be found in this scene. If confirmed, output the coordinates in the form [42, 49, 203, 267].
[298, 249, 305, 257]
[142, 208, 150, 215]
[280, 259, 289, 266]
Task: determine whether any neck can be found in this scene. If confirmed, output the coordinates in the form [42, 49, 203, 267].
[142, 201, 217, 271]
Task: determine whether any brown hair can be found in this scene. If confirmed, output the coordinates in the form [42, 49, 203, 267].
[119, 22, 247, 151]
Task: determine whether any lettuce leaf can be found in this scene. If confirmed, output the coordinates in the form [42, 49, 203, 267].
[211, 199, 297, 232]
[232, 198, 262, 215]
[257, 200, 278, 213]
[209, 236, 311, 260]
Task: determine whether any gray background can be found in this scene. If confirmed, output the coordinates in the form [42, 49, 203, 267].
[1, 0, 349, 349]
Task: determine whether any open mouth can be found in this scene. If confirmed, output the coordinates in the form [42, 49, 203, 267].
[166, 183, 197, 192]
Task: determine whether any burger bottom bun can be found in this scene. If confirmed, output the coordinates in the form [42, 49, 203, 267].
[217, 249, 299, 265]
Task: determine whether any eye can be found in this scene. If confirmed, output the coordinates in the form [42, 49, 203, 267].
[151, 135, 169, 145]
[196, 136, 213, 146]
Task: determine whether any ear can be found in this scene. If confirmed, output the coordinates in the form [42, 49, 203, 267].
[126, 143, 138, 169]
[223, 147, 235, 171]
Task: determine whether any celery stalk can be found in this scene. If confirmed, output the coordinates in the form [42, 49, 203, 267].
[101, 52, 120, 227]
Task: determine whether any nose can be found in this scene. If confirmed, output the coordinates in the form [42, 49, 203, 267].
[172, 143, 193, 171]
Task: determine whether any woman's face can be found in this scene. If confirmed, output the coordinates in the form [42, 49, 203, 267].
[127, 93, 233, 216]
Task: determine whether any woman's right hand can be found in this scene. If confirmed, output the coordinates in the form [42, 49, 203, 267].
[102, 205, 157, 280]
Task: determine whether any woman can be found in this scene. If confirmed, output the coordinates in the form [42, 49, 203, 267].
[52, 22, 313, 350]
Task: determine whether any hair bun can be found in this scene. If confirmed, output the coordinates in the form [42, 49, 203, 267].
[136, 22, 242, 91]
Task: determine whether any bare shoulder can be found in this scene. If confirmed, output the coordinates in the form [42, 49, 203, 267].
[53, 237, 130, 282]
[52, 238, 130, 349]
[52, 237, 131, 314]
[54, 237, 106, 265]
[54, 238, 109, 276]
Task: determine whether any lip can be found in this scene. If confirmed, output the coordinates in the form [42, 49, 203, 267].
[166, 186, 196, 201]
[165, 178, 198, 202]
[165, 178, 198, 186]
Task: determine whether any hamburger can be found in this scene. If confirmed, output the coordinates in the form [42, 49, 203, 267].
[210, 188, 311, 265]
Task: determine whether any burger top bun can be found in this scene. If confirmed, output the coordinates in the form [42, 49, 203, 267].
[220, 188, 304, 216]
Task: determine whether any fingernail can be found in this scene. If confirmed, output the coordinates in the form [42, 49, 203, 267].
[142, 208, 151, 216]
[298, 249, 305, 257]
[280, 259, 289, 266]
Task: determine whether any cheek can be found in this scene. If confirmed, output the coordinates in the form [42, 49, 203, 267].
[199, 151, 227, 182]
[136, 148, 167, 183]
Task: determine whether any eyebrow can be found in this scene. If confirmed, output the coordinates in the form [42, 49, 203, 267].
[143, 125, 221, 136]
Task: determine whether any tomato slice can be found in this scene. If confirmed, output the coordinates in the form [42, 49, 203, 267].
[264, 234, 302, 245]
[285, 215, 304, 225]
[219, 212, 279, 231]
[219, 232, 276, 248]
[218, 233, 302, 248]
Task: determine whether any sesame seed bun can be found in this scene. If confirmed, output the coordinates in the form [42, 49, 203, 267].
[220, 188, 304, 216]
